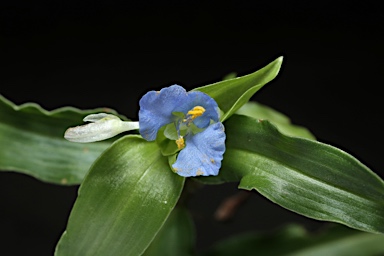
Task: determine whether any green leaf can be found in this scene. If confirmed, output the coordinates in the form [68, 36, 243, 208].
[197, 115, 384, 234]
[55, 135, 185, 256]
[193, 56, 283, 121]
[202, 224, 384, 256]
[236, 101, 316, 139]
[0, 95, 124, 185]
[143, 206, 195, 256]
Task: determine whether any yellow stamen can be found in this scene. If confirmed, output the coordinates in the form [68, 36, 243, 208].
[187, 106, 205, 120]
[176, 136, 185, 149]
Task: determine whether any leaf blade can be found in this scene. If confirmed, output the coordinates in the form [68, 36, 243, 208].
[235, 101, 316, 139]
[55, 135, 185, 256]
[194, 56, 283, 121]
[198, 115, 384, 233]
[143, 206, 195, 256]
[0, 95, 122, 185]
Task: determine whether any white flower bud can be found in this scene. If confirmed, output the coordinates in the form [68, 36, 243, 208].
[64, 113, 139, 143]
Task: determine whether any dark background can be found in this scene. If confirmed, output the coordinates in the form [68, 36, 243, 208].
[1, 1, 383, 255]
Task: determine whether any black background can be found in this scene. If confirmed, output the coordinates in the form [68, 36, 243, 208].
[1, 1, 384, 255]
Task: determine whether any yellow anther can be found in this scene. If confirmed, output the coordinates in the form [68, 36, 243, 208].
[187, 106, 205, 120]
[176, 136, 185, 149]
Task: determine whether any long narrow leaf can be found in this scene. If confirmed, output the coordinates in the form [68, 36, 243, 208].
[197, 115, 384, 234]
[194, 56, 283, 121]
[235, 101, 315, 139]
[0, 95, 121, 185]
[55, 135, 185, 256]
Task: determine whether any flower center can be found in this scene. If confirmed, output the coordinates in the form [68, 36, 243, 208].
[175, 106, 206, 149]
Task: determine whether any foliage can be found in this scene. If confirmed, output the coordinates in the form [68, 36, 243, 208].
[1, 56, 383, 255]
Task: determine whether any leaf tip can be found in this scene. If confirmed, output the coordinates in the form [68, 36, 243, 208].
[275, 56, 284, 67]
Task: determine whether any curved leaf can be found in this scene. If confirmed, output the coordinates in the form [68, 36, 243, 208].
[197, 115, 384, 234]
[143, 207, 195, 256]
[202, 224, 384, 256]
[0, 95, 124, 185]
[194, 56, 283, 121]
[55, 135, 185, 256]
[236, 101, 315, 139]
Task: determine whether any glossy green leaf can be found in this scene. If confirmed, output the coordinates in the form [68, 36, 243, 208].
[0, 95, 124, 185]
[236, 101, 315, 139]
[55, 135, 185, 256]
[197, 115, 384, 234]
[193, 56, 283, 121]
[143, 206, 195, 256]
[202, 224, 384, 256]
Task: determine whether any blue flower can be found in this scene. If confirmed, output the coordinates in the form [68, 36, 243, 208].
[139, 85, 226, 177]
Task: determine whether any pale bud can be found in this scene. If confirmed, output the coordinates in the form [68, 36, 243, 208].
[64, 113, 139, 143]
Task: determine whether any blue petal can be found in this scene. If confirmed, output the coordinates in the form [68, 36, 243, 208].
[182, 91, 220, 129]
[139, 85, 220, 141]
[172, 122, 226, 177]
[139, 85, 188, 141]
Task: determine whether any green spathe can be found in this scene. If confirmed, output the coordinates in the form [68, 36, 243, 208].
[55, 136, 185, 256]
